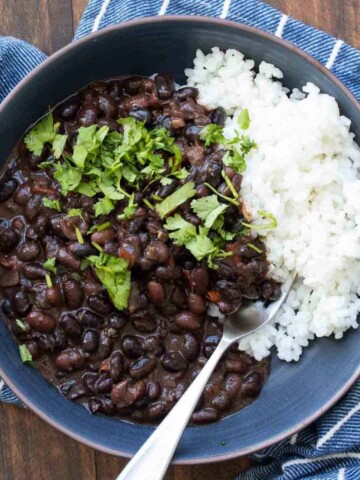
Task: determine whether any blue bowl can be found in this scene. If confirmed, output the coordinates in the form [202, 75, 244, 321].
[0, 16, 359, 463]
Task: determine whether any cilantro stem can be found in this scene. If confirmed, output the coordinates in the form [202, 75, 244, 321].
[221, 170, 239, 199]
[247, 243, 263, 254]
[91, 242, 103, 252]
[241, 210, 277, 230]
[204, 182, 240, 207]
[143, 198, 155, 210]
[45, 274, 53, 288]
[16, 319, 27, 331]
[97, 222, 111, 232]
[74, 225, 84, 244]
[151, 195, 163, 202]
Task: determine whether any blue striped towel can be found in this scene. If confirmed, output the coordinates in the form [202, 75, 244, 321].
[1, 1, 360, 479]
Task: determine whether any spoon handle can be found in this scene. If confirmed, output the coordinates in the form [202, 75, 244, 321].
[116, 338, 232, 480]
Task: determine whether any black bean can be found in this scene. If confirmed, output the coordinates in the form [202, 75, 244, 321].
[260, 280, 281, 301]
[121, 335, 144, 359]
[12, 290, 31, 316]
[55, 348, 84, 372]
[59, 99, 80, 120]
[82, 329, 99, 353]
[241, 372, 262, 396]
[188, 268, 210, 294]
[22, 263, 45, 280]
[184, 124, 202, 142]
[94, 375, 113, 394]
[225, 373, 242, 398]
[155, 265, 182, 281]
[210, 106, 227, 126]
[27, 310, 56, 332]
[174, 87, 198, 101]
[25, 195, 42, 221]
[87, 295, 112, 315]
[77, 103, 97, 126]
[90, 227, 116, 246]
[67, 382, 87, 400]
[143, 335, 164, 357]
[17, 241, 41, 261]
[191, 408, 218, 424]
[129, 107, 152, 125]
[111, 379, 146, 407]
[146, 281, 165, 304]
[106, 311, 126, 331]
[144, 241, 169, 264]
[57, 247, 81, 270]
[27, 215, 50, 240]
[204, 335, 221, 359]
[110, 351, 123, 382]
[59, 313, 82, 339]
[175, 311, 202, 331]
[211, 392, 231, 410]
[0, 227, 18, 252]
[132, 316, 156, 333]
[154, 74, 175, 100]
[188, 293, 207, 314]
[98, 93, 118, 118]
[54, 328, 68, 350]
[146, 381, 161, 401]
[0, 178, 18, 202]
[98, 331, 113, 359]
[1, 299, 14, 318]
[88, 397, 115, 415]
[62, 275, 84, 310]
[161, 351, 188, 372]
[182, 333, 200, 362]
[26, 340, 40, 359]
[77, 309, 102, 328]
[130, 356, 157, 378]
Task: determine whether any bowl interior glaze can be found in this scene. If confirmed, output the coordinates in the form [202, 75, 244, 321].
[0, 17, 359, 463]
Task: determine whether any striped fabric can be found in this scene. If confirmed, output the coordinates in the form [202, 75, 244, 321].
[0, 1, 360, 478]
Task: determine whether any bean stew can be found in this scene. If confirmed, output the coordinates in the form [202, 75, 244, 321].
[0, 75, 280, 424]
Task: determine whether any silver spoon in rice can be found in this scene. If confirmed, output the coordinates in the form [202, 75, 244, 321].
[117, 272, 297, 480]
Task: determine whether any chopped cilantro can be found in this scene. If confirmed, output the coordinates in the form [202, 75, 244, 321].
[42, 197, 61, 212]
[74, 225, 84, 244]
[247, 242, 263, 254]
[52, 134, 68, 159]
[222, 148, 247, 174]
[191, 195, 228, 230]
[88, 221, 112, 233]
[204, 182, 239, 207]
[143, 198, 155, 211]
[199, 124, 225, 146]
[67, 208, 83, 218]
[24, 114, 59, 156]
[19, 345, 32, 364]
[94, 197, 115, 217]
[221, 170, 239, 199]
[118, 194, 137, 220]
[237, 108, 251, 130]
[242, 210, 277, 230]
[86, 252, 131, 310]
[45, 274, 53, 288]
[16, 319, 26, 331]
[53, 164, 82, 196]
[164, 214, 197, 246]
[44, 257, 57, 274]
[156, 182, 196, 219]
[160, 177, 173, 186]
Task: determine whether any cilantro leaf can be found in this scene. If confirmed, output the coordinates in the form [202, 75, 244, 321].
[199, 124, 225, 147]
[160, 177, 173, 186]
[222, 149, 247, 174]
[67, 208, 83, 218]
[42, 197, 61, 212]
[156, 182, 196, 219]
[164, 214, 197, 246]
[94, 197, 115, 217]
[24, 114, 58, 156]
[118, 194, 137, 220]
[237, 108, 251, 130]
[19, 345, 32, 364]
[52, 134, 68, 159]
[86, 252, 131, 310]
[191, 195, 228, 229]
[44, 257, 57, 274]
[53, 163, 82, 196]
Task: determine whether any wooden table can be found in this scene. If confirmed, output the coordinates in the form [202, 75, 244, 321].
[0, 1, 358, 479]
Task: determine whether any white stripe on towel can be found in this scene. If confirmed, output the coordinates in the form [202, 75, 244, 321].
[92, 0, 111, 32]
[220, 0, 232, 19]
[283, 452, 360, 469]
[338, 468, 346, 480]
[290, 433, 298, 445]
[275, 14, 288, 38]
[158, 0, 170, 15]
[317, 401, 360, 448]
[0, 380, 4, 392]
[326, 39, 344, 69]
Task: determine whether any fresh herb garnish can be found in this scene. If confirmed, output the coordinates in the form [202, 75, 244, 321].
[86, 252, 131, 310]
[19, 345, 32, 364]
[42, 197, 61, 212]
[67, 208, 83, 219]
[242, 210, 277, 230]
[199, 124, 225, 146]
[247, 242, 263, 254]
[156, 182, 196, 218]
[24, 113, 67, 158]
[74, 225, 84, 244]
[191, 195, 228, 229]
[45, 274, 53, 288]
[16, 319, 26, 331]
[94, 197, 115, 217]
[143, 198, 155, 211]
[44, 257, 57, 274]
[237, 108, 251, 130]
[204, 182, 240, 207]
[118, 194, 137, 220]
[221, 170, 239, 199]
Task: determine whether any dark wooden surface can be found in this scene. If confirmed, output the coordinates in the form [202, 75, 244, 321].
[0, 1, 358, 479]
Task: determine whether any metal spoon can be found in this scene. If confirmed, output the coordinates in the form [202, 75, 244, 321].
[117, 272, 297, 480]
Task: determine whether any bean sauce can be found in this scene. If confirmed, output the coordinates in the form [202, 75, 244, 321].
[0, 75, 280, 425]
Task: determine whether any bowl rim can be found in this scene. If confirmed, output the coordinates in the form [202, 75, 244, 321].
[1, 14, 360, 465]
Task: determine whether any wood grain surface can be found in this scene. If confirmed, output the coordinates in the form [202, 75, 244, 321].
[0, 1, 358, 479]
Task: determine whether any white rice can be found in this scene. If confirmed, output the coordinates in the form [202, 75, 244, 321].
[185, 48, 360, 362]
